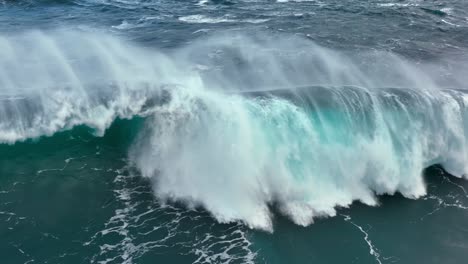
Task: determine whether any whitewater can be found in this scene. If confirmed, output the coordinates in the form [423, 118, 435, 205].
[1, 29, 468, 232]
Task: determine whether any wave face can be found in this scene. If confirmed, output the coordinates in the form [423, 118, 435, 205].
[2, 30, 468, 230]
[131, 86, 468, 230]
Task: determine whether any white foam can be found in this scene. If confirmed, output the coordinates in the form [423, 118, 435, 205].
[277, 0, 318, 2]
[378, 2, 418, 8]
[179, 14, 269, 24]
[86, 166, 256, 264]
[343, 215, 383, 264]
[112, 20, 135, 30]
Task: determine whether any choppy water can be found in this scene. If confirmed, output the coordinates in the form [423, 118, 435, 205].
[2, 1, 468, 263]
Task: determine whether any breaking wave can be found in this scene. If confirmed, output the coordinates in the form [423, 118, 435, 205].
[1, 29, 468, 231]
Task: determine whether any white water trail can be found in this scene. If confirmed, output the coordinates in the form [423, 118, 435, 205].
[1, 29, 468, 231]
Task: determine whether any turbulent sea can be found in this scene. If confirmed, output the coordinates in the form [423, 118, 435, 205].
[2, 0, 468, 263]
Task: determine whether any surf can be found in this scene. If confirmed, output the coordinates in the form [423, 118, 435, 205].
[1, 29, 468, 231]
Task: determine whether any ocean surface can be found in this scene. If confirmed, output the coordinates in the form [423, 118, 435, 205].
[2, 0, 468, 263]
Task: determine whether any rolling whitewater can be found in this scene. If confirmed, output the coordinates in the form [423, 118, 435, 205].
[2, 1, 468, 263]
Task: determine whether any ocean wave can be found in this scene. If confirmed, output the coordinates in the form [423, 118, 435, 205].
[277, 0, 319, 3]
[179, 14, 269, 24]
[377, 3, 416, 8]
[1, 30, 468, 231]
[130, 85, 468, 230]
[112, 20, 135, 30]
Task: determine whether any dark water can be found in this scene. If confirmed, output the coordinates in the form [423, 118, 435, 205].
[2, 1, 468, 264]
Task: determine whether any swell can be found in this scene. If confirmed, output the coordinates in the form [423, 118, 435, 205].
[1, 30, 468, 231]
